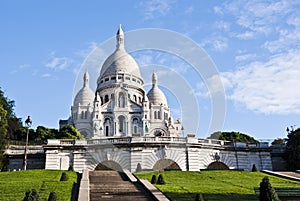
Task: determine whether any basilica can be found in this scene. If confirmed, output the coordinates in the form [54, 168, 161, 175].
[61, 25, 182, 139]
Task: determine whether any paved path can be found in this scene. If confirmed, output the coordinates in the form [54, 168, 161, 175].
[277, 171, 300, 179]
[89, 170, 156, 201]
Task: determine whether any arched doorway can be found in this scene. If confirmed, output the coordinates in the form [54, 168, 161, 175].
[94, 160, 123, 171]
[153, 159, 181, 171]
[207, 161, 229, 170]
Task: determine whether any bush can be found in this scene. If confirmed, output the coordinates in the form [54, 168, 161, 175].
[60, 172, 69, 181]
[136, 163, 142, 172]
[259, 176, 280, 201]
[68, 165, 74, 171]
[47, 192, 57, 201]
[252, 164, 258, 172]
[150, 175, 157, 184]
[23, 189, 41, 201]
[157, 174, 165, 185]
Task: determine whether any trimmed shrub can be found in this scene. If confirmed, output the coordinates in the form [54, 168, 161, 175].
[252, 164, 258, 172]
[60, 172, 69, 181]
[68, 165, 74, 171]
[157, 174, 165, 185]
[136, 163, 142, 172]
[23, 189, 41, 201]
[48, 192, 57, 201]
[259, 176, 280, 201]
[150, 175, 157, 184]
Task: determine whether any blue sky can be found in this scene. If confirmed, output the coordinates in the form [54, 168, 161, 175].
[0, 0, 299, 140]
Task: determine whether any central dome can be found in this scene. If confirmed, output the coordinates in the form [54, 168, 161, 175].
[99, 48, 141, 78]
[99, 25, 142, 80]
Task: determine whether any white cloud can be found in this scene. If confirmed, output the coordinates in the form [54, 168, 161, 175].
[201, 35, 228, 52]
[45, 51, 72, 70]
[42, 73, 51, 78]
[235, 53, 257, 63]
[140, 0, 175, 20]
[222, 50, 300, 114]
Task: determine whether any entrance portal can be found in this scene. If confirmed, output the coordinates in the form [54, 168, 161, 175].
[207, 161, 229, 170]
[153, 159, 181, 171]
[94, 160, 122, 171]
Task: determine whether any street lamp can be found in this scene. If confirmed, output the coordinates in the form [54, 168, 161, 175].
[23, 116, 32, 170]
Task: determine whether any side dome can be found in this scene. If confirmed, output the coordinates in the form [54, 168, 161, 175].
[99, 25, 142, 80]
[73, 72, 94, 106]
[147, 73, 168, 106]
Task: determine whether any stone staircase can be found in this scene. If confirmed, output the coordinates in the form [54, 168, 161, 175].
[89, 170, 155, 201]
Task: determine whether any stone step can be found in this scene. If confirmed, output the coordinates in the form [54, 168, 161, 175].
[89, 170, 155, 201]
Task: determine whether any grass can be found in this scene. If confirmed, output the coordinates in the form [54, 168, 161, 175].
[135, 170, 300, 201]
[0, 170, 78, 201]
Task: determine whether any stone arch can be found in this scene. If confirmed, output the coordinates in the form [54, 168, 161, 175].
[152, 128, 167, 136]
[153, 159, 181, 171]
[207, 161, 229, 170]
[94, 160, 123, 171]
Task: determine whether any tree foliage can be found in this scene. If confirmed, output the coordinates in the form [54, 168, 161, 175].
[259, 176, 280, 201]
[271, 138, 285, 145]
[57, 125, 83, 139]
[285, 128, 300, 170]
[208, 131, 258, 143]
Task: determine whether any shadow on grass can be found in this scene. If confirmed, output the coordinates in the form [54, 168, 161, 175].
[71, 172, 82, 201]
[163, 192, 259, 201]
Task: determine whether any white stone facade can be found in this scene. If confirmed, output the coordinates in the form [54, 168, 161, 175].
[66, 25, 182, 139]
[44, 137, 273, 172]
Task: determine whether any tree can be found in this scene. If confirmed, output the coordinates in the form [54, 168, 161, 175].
[0, 105, 8, 170]
[57, 125, 83, 139]
[35, 126, 58, 142]
[208, 131, 258, 143]
[0, 88, 22, 140]
[150, 175, 157, 184]
[285, 128, 300, 170]
[252, 164, 258, 172]
[23, 189, 41, 201]
[157, 174, 165, 185]
[259, 177, 280, 201]
[47, 192, 57, 201]
[271, 138, 285, 145]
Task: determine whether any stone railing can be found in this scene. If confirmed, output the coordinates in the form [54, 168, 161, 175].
[46, 137, 269, 149]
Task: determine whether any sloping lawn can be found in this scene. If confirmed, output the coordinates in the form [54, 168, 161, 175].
[135, 170, 300, 201]
[0, 170, 77, 201]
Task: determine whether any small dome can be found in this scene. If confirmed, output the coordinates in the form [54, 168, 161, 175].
[99, 25, 142, 79]
[74, 72, 94, 106]
[147, 73, 168, 106]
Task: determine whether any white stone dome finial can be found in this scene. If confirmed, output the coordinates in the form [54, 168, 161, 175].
[83, 71, 89, 87]
[152, 72, 157, 87]
[116, 24, 124, 49]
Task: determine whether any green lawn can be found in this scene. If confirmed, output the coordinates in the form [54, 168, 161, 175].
[0, 170, 78, 201]
[135, 170, 300, 201]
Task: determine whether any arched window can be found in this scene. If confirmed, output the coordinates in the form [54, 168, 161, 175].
[119, 93, 125, 108]
[81, 111, 84, 119]
[118, 116, 125, 133]
[154, 111, 157, 119]
[104, 95, 109, 103]
[104, 118, 111, 136]
[134, 126, 137, 134]
[138, 97, 141, 103]
[100, 97, 103, 105]
[133, 95, 137, 102]
[158, 111, 161, 119]
[84, 111, 88, 119]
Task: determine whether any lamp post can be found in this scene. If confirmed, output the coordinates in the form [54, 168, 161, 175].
[23, 116, 32, 170]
